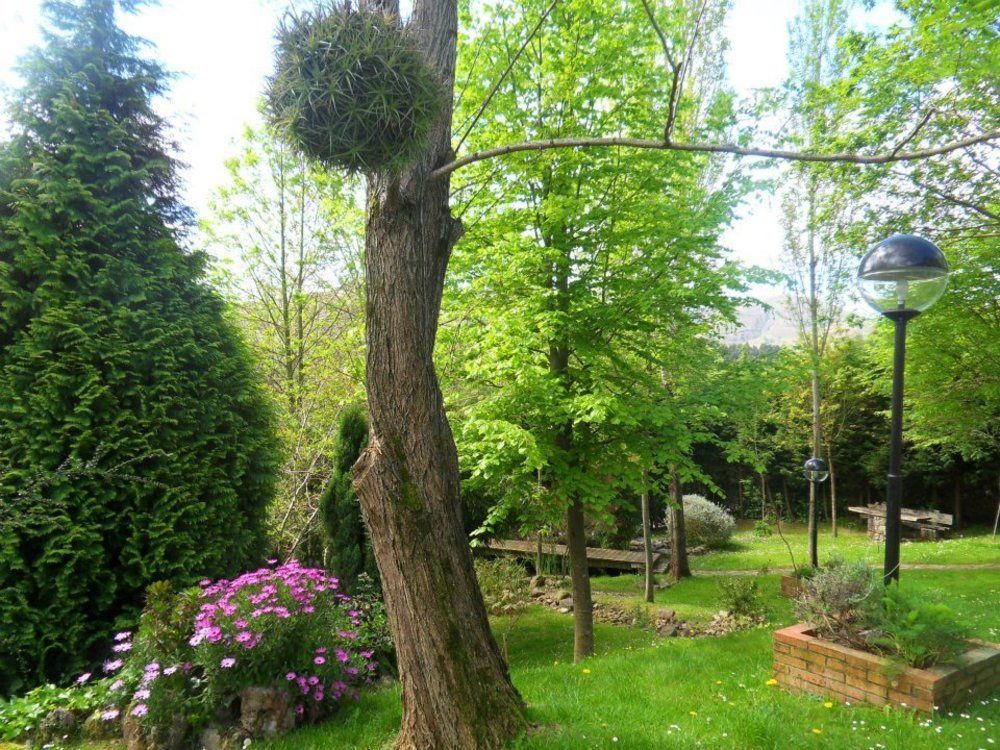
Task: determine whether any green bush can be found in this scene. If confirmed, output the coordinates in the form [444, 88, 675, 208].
[0, 1, 279, 693]
[0, 679, 109, 742]
[474, 558, 531, 618]
[717, 576, 765, 619]
[872, 585, 972, 669]
[320, 405, 378, 590]
[667, 494, 735, 548]
[794, 561, 881, 650]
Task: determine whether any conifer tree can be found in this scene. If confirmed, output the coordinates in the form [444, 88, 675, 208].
[0, 0, 279, 693]
[320, 405, 376, 589]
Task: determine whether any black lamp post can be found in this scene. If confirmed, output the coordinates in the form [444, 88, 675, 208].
[857, 234, 949, 584]
[803, 457, 829, 567]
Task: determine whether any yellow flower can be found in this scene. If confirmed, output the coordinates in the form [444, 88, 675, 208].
[689, 711, 697, 716]
[582, 668, 591, 674]
[823, 701, 834, 709]
[812, 728, 822, 735]
[715, 680, 723, 685]
[766, 678, 778, 686]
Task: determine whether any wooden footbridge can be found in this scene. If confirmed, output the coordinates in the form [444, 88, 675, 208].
[479, 538, 667, 572]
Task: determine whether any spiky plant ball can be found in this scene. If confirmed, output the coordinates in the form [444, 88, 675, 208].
[267, 3, 443, 174]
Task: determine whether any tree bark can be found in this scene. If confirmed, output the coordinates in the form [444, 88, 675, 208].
[641, 471, 654, 603]
[352, 1, 526, 747]
[566, 500, 594, 660]
[669, 471, 691, 582]
[827, 445, 837, 537]
[952, 475, 962, 529]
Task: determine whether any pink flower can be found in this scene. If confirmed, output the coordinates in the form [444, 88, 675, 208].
[220, 657, 236, 669]
[286, 672, 297, 681]
[313, 656, 326, 665]
[112, 642, 132, 653]
[131, 704, 149, 717]
[103, 659, 124, 673]
[76, 672, 92, 684]
[307, 675, 319, 686]
[134, 689, 151, 700]
[335, 649, 350, 663]
[114, 631, 131, 642]
[163, 666, 178, 676]
[235, 631, 253, 644]
[295, 705, 304, 716]
[101, 709, 120, 721]
[110, 679, 125, 691]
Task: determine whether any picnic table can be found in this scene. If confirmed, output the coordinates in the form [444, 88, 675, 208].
[848, 503, 954, 541]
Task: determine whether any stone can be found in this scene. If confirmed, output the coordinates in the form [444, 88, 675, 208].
[555, 588, 571, 600]
[530, 586, 547, 598]
[240, 686, 296, 737]
[557, 606, 572, 614]
[559, 596, 573, 608]
[123, 710, 188, 750]
[529, 575, 546, 588]
[659, 623, 678, 637]
[82, 710, 119, 741]
[38, 707, 78, 744]
[658, 609, 675, 621]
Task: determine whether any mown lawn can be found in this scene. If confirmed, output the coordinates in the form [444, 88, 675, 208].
[266, 567, 999, 749]
[687, 521, 999, 571]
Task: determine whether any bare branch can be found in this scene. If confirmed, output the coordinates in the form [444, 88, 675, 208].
[454, 0, 561, 153]
[430, 129, 1000, 180]
[890, 108, 934, 157]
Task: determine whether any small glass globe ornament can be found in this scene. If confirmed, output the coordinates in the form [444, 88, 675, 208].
[857, 235, 949, 315]
[803, 457, 829, 484]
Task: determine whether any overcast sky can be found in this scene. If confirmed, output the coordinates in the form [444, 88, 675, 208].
[0, 0, 897, 287]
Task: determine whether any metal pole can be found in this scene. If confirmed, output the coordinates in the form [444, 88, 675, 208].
[883, 312, 914, 584]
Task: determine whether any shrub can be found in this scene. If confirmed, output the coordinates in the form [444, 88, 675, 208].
[717, 576, 765, 619]
[872, 585, 972, 669]
[98, 561, 385, 743]
[667, 494, 735, 548]
[794, 561, 881, 650]
[0, 0, 279, 693]
[753, 519, 773, 537]
[267, 2, 443, 173]
[474, 558, 530, 661]
[320, 406, 378, 590]
[0, 679, 109, 742]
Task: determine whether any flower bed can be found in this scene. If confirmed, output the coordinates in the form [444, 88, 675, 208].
[773, 623, 1000, 712]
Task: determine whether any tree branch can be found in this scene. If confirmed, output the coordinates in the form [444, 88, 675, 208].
[890, 108, 934, 157]
[430, 129, 1000, 180]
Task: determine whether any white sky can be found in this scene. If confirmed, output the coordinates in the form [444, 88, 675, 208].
[0, 0, 897, 281]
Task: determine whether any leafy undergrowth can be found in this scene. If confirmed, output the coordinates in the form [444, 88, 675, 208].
[264, 568, 998, 749]
[690, 522, 999, 571]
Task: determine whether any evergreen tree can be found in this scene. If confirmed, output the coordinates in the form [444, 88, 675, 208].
[320, 405, 376, 589]
[0, 0, 279, 694]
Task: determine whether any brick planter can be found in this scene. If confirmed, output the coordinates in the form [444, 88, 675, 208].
[773, 623, 1000, 713]
[779, 574, 803, 599]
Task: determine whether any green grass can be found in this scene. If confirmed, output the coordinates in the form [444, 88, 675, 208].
[689, 522, 999, 571]
[264, 567, 1000, 749]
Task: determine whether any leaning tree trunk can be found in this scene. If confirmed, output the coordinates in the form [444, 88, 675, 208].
[669, 471, 691, 582]
[351, 1, 526, 747]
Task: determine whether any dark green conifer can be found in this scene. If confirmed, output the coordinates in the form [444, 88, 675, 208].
[0, 0, 279, 694]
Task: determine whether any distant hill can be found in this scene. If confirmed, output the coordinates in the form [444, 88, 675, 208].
[724, 289, 800, 346]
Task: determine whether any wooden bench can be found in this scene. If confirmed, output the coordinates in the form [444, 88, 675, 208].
[478, 538, 667, 572]
[848, 503, 954, 541]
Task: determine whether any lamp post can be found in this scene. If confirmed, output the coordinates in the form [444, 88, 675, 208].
[803, 457, 829, 567]
[857, 234, 949, 584]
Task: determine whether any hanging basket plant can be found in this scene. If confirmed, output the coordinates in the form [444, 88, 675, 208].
[266, 2, 443, 174]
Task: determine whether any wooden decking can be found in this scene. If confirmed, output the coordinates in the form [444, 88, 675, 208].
[480, 538, 666, 572]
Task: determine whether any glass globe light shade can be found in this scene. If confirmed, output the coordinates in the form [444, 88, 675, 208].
[803, 457, 829, 484]
[857, 234, 949, 315]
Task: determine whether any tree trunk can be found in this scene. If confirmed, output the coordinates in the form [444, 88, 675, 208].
[566, 500, 594, 660]
[952, 475, 962, 529]
[535, 531, 543, 575]
[827, 445, 837, 537]
[736, 473, 744, 518]
[782, 475, 793, 519]
[352, 1, 526, 747]
[641, 471, 654, 603]
[669, 471, 691, 582]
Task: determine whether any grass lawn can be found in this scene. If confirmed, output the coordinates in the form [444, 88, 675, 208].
[265, 567, 1000, 749]
[688, 521, 1000, 571]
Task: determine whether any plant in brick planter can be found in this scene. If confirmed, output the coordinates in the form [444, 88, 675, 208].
[773, 562, 1000, 712]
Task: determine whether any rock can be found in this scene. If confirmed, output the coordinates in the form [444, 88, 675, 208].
[530, 587, 547, 598]
[82, 710, 119, 741]
[658, 609, 675, 621]
[123, 710, 188, 750]
[659, 623, 678, 637]
[555, 588, 571, 600]
[557, 606, 572, 614]
[529, 575, 546, 588]
[558, 596, 573, 608]
[38, 707, 78, 744]
[240, 686, 296, 737]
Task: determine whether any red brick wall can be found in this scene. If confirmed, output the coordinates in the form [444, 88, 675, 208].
[773, 623, 1000, 713]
